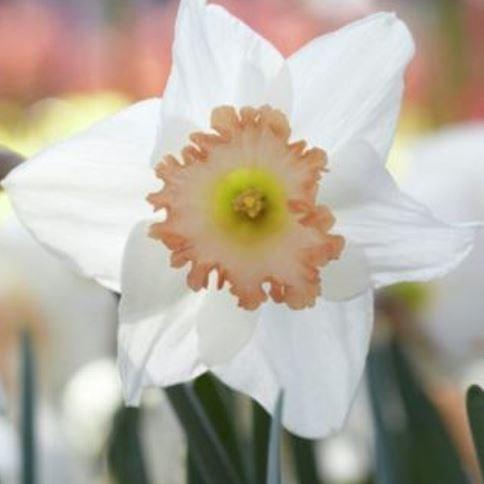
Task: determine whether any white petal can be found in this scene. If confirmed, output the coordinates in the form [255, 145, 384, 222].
[213, 290, 374, 438]
[197, 288, 260, 367]
[2, 99, 161, 291]
[150, 116, 198, 167]
[320, 141, 478, 288]
[288, 13, 414, 158]
[323, 243, 370, 301]
[157, 0, 289, 157]
[118, 221, 206, 405]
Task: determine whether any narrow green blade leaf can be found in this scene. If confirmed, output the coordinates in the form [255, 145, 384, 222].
[253, 401, 271, 484]
[166, 384, 243, 484]
[467, 385, 484, 478]
[367, 345, 410, 484]
[193, 374, 246, 480]
[368, 341, 469, 484]
[188, 448, 207, 484]
[107, 407, 150, 484]
[289, 435, 321, 484]
[266, 393, 284, 484]
[391, 342, 469, 484]
[20, 330, 36, 484]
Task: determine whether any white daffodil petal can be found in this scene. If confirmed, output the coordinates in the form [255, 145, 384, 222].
[213, 290, 374, 438]
[118, 221, 205, 405]
[288, 13, 414, 158]
[2, 99, 161, 291]
[320, 140, 396, 210]
[157, 0, 289, 158]
[323, 243, 370, 301]
[150, 115, 198, 167]
[120, 221, 189, 318]
[321, 141, 478, 288]
[197, 288, 260, 367]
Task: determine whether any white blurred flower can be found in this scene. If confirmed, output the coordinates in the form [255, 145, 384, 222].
[0, 405, 85, 484]
[3, 0, 478, 438]
[38, 404, 84, 484]
[460, 359, 484, 391]
[0, 216, 118, 396]
[62, 358, 121, 457]
[317, 384, 373, 483]
[0, 216, 118, 480]
[403, 124, 484, 371]
[319, 436, 370, 483]
[62, 361, 186, 483]
[142, 389, 186, 484]
[0, 416, 18, 484]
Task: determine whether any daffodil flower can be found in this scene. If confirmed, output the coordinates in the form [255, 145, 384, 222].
[2, 0, 478, 437]
[403, 124, 484, 370]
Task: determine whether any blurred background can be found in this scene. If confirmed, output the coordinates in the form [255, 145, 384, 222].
[0, 0, 483, 483]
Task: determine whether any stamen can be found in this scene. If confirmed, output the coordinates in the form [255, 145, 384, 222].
[233, 188, 266, 219]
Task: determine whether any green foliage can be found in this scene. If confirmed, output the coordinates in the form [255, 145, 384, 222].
[168, 378, 291, 484]
[20, 330, 36, 484]
[466, 385, 484, 479]
[266, 393, 283, 484]
[107, 407, 150, 484]
[386, 282, 429, 312]
[289, 434, 321, 484]
[252, 402, 271, 484]
[187, 449, 207, 484]
[165, 384, 244, 484]
[368, 341, 469, 484]
[193, 374, 246, 480]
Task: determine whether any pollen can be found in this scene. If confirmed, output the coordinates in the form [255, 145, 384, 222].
[233, 188, 265, 219]
[147, 105, 345, 311]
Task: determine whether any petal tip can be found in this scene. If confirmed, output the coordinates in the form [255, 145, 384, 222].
[366, 11, 415, 58]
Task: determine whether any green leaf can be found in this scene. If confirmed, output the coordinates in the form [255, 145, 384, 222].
[107, 407, 150, 484]
[252, 401, 271, 484]
[20, 330, 36, 484]
[368, 341, 469, 484]
[391, 342, 469, 484]
[193, 374, 246, 480]
[165, 384, 243, 484]
[367, 344, 411, 484]
[266, 393, 284, 484]
[289, 435, 321, 484]
[188, 448, 207, 484]
[467, 385, 484, 479]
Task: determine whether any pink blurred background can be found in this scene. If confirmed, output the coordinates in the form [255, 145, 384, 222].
[0, 0, 482, 123]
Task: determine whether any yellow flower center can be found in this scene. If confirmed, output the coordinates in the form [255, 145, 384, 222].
[210, 167, 287, 245]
